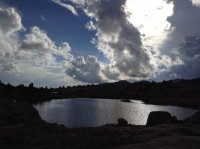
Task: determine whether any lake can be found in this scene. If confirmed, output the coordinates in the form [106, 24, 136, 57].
[34, 98, 198, 127]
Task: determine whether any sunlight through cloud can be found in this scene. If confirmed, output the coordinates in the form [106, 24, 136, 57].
[125, 0, 174, 47]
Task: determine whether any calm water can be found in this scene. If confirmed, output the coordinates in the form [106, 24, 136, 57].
[34, 98, 198, 127]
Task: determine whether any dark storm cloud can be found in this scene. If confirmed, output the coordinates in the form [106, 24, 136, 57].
[175, 34, 200, 78]
[161, 34, 200, 79]
[162, 0, 200, 54]
[168, 0, 200, 36]
[156, 0, 200, 80]
[180, 34, 200, 58]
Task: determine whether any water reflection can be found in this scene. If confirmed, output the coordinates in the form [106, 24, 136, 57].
[34, 98, 198, 127]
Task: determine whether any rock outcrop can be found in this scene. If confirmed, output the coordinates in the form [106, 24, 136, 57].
[146, 111, 178, 126]
[118, 118, 128, 126]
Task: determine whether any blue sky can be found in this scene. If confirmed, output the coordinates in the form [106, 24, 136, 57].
[0, 0, 200, 87]
[4, 0, 104, 59]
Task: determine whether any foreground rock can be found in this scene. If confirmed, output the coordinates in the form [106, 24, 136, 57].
[118, 118, 128, 126]
[146, 111, 178, 126]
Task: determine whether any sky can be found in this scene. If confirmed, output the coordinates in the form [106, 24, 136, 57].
[0, 0, 200, 87]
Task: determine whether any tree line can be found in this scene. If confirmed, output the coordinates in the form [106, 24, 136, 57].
[0, 79, 200, 108]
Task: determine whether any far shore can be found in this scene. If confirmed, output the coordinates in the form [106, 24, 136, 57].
[1, 78, 200, 110]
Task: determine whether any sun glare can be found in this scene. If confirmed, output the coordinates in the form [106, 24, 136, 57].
[125, 0, 174, 46]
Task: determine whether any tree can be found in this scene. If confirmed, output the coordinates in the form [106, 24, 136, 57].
[29, 83, 34, 88]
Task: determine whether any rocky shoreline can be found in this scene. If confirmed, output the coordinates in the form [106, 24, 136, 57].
[0, 99, 200, 149]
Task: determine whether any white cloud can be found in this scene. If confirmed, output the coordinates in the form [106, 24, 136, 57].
[125, 0, 176, 75]
[66, 55, 105, 83]
[191, 0, 200, 7]
[52, 0, 78, 16]
[126, 0, 174, 46]
[56, 42, 74, 61]
[85, 21, 96, 31]
[0, 6, 22, 75]
[0, 5, 78, 87]
[0, 7, 23, 35]
[40, 15, 46, 21]
[0, 62, 20, 73]
[21, 26, 56, 53]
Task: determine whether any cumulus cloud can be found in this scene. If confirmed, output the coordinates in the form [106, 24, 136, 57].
[0, 6, 22, 60]
[60, 0, 179, 82]
[154, 0, 200, 79]
[77, 0, 154, 80]
[70, 0, 200, 83]
[0, 7, 23, 35]
[0, 5, 78, 87]
[165, 0, 200, 51]
[180, 35, 200, 59]
[52, 0, 78, 15]
[66, 55, 105, 83]
[12, 26, 74, 69]
[0, 6, 22, 74]
[191, 0, 200, 7]
[158, 34, 200, 80]
[85, 21, 96, 31]
[174, 34, 200, 78]
[0, 0, 174, 84]
[0, 62, 20, 73]
[56, 42, 74, 61]
[21, 26, 56, 53]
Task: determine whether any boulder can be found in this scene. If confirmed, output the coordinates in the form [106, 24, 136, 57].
[146, 111, 177, 126]
[118, 118, 128, 126]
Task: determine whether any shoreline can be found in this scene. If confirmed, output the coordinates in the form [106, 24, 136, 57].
[1, 99, 200, 148]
